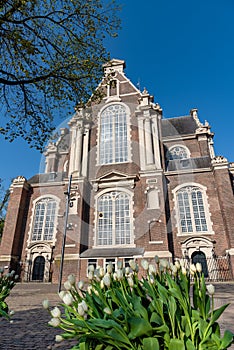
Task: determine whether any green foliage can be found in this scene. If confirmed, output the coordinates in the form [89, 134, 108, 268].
[0, 268, 17, 319]
[44, 259, 234, 349]
[0, 0, 121, 150]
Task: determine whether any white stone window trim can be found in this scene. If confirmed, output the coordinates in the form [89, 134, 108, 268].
[27, 194, 60, 246]
[93, 187, 135, 248]
[96, 102, 132, 165]
[167, 144, 191, 161]
[172, 182, 214, 236]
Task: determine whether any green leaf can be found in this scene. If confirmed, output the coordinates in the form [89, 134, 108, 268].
[94, 345, 105, 350]
[205, 295, 211, 317]
[168, 338, 185, 350]
[185, 338, 196, 350]
[220, 330, 234, 349]
[210, 304, 229, 324]
[132, 295, 148, 320]
[142, 337, 159, 350]
[150, 311, 163, 325]
[157, 283, 169, 304]
[128, 317, 152, 339]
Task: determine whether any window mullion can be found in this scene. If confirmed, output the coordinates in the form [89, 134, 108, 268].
[42, 201, 47, 240]
[112, 197, 116, 245]
[189, 192, 196, 232]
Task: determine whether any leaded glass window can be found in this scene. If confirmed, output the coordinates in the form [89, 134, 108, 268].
[167, 146, 189, 160]
[99, 104, 128, 164]
[32, 198, 57, 241]
[176, 186, 208, 233]
[97, 191, 131, 246]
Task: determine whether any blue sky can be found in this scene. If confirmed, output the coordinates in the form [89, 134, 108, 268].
[1, 0, 234, 188]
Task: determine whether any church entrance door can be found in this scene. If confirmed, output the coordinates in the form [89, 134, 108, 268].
[32, 256, 45, 281]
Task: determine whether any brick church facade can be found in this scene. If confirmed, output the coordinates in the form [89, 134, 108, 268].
[1, 59, 234, 283]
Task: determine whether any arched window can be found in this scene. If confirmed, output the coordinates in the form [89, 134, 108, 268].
[99, 104, 128, 164]
[167, 145, 189, 161]
[176, 186, 208, 234]
[97, 191, 131, 246]
[32, 197, 57, 241]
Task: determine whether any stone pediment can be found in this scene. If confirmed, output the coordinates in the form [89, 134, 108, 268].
[97, 171, 132, 181]
[92, 171, 138, 191]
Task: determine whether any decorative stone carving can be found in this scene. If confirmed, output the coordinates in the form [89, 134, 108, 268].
[211, 156, 228, 165]
[190, 108, 202, 127]
[12, 176, 26, 184]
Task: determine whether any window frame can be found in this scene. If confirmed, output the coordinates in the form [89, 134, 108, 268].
[29, 195, 59, 243]
[97, 103, 131, 165]
[173, 183, 213, 236]
[94, 188, 134, 248]
[166, 145, 190, 161]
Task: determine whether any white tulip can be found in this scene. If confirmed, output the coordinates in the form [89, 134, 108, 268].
[141, 259, 149, 271]
[78, 280, 84, 289]
[64, 280, 72, 291]
[48, 317, 60, 327]
[104, 307, 112, 315]
[62, 293, 73, 306]
[127, 276, 134, 287]
[55, 335, 64, 343]
[103, 273, 111, 287]
[207, 284, 215, 295]
[149, 264, 156, 274]
[196, 263, 202, 273]
[58, 290, 66, 300]
[42, 299, 49, 309]
[68, 274, 76, 285]
[78, 303, 85, 316]
[51, 307, 61, 318]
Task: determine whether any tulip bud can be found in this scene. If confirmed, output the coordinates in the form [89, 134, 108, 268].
[42, 299, 50, 309]
[88, 271, 94, 280]
[127, 276, 134, 287]
[207, 284, 215, 295]
[160, 259, 168, 269]
[149, 264, 156, 274]
[171, 265, 178, 276]
[181, 266, 187, 275]
[64, 280, 72, 291]
[141, 259, 149, 271]
[104, 307, 112, 315]
[78, 303, 85, 316]
[99, 267, 105, 278]
[58, 290, 66, 300]
[125, 266, 130, 275]
[78, 280, 84, 290]
[62, 293, 73, 306]
[196, 262, 202, 273]
[55, 335, 64, 343]
[68, 274, 76, 285]
[116, 269, 123, 281]
[175, 261, 180, 270]
[190, 264, 197, 273]
[106, 263, 113, 274]
[51, 307, 61, 318]
[88, 264, 95, 273]
[129, 260, 137, 271]
[48, 317, 61, 327]
[103, 273, 111, 287]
